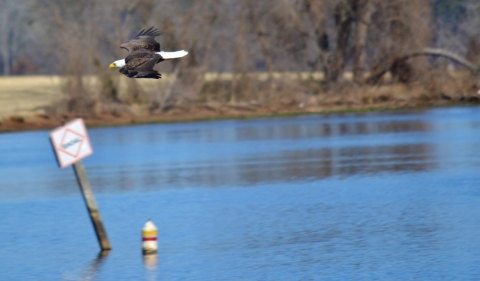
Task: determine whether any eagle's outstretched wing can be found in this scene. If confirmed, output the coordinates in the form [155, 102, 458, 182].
[120, 27, 162, 53]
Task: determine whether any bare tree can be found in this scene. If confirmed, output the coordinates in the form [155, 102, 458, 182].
[0, 0, 34, 75]
[231, 3, 248, 104]
[352, 0, 374, 83]
[247, 0, 275, 96]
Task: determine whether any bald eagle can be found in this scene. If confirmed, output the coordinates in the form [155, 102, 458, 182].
[109, 27, 188, 79]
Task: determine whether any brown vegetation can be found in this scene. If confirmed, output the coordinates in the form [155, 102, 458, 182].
[0, 0, 480, 131]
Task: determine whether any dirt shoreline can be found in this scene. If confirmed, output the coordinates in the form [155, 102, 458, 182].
[0, 97, 478, 133]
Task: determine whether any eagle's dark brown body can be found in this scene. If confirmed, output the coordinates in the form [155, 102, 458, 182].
[119, 27, 163, 79]
[119, 50, 163, 79]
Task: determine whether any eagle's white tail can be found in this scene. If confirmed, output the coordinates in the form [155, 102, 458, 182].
[158, 50, 188, 59]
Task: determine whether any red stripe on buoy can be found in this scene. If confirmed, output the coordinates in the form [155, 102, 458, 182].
[142, 237, 157, 241]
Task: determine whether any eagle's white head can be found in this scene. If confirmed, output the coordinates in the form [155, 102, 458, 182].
[109, 59, 126, 69]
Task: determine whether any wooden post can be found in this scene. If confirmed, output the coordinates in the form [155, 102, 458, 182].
[73, 160, 112, 251]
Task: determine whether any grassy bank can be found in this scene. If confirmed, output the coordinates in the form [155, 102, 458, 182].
[0, 74, 479, 133]
[0, 100, 478, 133]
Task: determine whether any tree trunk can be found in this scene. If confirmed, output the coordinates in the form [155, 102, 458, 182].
[302, 0, 330, 84]
[247, 0, 274, 96]
[353, 0, 374, 84]
[1, 10, 11, 76]
[231, 11, 247, 104]
[330, 1, 353, 82]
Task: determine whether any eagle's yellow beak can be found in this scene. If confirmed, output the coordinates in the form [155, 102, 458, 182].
[109, 63, 115, 69]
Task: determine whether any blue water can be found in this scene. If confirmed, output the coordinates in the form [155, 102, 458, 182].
[1, 107, 480, 280]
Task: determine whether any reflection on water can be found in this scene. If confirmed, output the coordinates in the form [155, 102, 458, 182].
[86, 143, 434, 193]
[143, 254, 158, 270]
[75, 116, 435, 193]
[235, 118, 431, 141]
[91, 115, 433, 144]
[81, 251, 109, 281]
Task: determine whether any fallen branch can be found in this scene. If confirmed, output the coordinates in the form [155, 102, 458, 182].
[366, 48, 480, 85]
